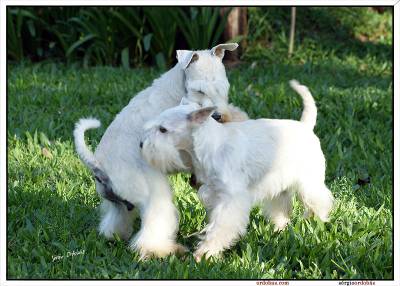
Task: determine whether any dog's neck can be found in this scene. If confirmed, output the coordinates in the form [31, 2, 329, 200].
[188, 119, 225, 183]
[176, 137, 199, 178]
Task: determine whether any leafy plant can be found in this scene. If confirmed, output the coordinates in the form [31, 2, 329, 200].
[174, 7, 231, 50]
[7, 7, 83, 63]
[7, 8, 38, 61]
[61, 7, 145, 67]
[40, 7, 82, 62]
[6, 7, 235, 68]
[143, 8, 178, 69]
[111, 8, 146, 68]
[67, 8, 116, 66]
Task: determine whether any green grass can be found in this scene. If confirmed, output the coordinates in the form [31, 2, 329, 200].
[7, 8, 392, 279]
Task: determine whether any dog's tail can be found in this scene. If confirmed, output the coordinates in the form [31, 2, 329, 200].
[73, 118, 134, 211]
[289, 80, 317, 130]
[74, 118, 102, 170]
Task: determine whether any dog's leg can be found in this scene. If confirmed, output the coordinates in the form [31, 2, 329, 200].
[129, 174, 187, 258]
[99, 199, 136, 241]
[198, 184, 218, 211]
[194, 191, 252, 261]
[297, 181, 334, 222]
[262, 190, 293, 232]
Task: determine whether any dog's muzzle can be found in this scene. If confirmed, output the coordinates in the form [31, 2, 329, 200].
[211, 111, 222, 122]
[139, 141, 143, 149]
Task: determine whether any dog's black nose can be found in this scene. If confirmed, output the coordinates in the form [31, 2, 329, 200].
[139, 141, 143, 149]
[211, 111, 222, 122]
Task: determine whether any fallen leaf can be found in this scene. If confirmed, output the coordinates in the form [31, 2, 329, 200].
[42, 147, 53, 159]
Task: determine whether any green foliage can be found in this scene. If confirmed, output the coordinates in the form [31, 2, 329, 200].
[6, 7, 234, 68]
[143, 8, 178, 69]
[174, 7, 231, 50]
[7, 8, 39, 61]
[245, 7, 392, 62]
[66, 8, 144, 67]
[7, 7, 82, 62]
[8, 7, 392, 68]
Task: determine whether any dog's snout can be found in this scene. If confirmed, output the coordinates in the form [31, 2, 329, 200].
[211, 111, 222, 122]
[139, 141, 143, 149]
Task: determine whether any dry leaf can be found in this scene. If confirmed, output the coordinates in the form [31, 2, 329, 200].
[42, 147, 53, 159]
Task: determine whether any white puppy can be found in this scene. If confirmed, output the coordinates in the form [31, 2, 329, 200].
[73, 43, 241, 258]
[141, 80, 334, 261]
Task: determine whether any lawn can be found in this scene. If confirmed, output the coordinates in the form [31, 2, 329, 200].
[7, 8, 393, 279]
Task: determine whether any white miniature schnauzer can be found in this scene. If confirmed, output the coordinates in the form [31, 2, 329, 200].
[73, 43, 246, 258]
[140, 80, 334, 261]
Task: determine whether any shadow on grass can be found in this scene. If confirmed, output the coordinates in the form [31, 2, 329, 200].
[295, 8, 392, 62]
[7, 151, 392, 279]
[7, 174, 267, 279]
[248, 7, 392, 63]
[232, 59, 391, 93]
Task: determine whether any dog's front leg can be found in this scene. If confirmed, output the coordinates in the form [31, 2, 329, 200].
[198, 184, 218, 211]
[194, 190, 252, 261]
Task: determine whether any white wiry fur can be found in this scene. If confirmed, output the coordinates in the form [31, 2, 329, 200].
[141, 80, 334, 261]
[73, 118, 101, 170]
[73, 44, 241, 258]
[289, 79, 317, 129]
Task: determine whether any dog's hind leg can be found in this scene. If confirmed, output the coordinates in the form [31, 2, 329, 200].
[262, 190, 293, 232]
[129, 173, 186, 258]
[297, 181, 334, 222]
[99, 199, 136, 241]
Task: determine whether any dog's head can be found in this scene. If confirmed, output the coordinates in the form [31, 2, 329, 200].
[140, 104, 217, 174]
[176, 43, 238, 82]
[176, 43, 238, 123]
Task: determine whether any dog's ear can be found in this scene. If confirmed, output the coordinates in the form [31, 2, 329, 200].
[211, 43, 239, 59]
[176, 50, 199, 69]
[187, 106, 217, 124]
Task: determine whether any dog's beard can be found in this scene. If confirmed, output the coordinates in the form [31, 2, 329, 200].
[142, 140, 188, 174]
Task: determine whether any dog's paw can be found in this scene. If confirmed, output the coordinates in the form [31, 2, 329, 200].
[303, 208, 314, 219]
[173, 243, 189, 256]
[193, 244, 222, 263]
[273, 218, 290, 232]
[193, 248, 209, 263]
[132, 241, 188, 259]
[193, 251, 203, 263]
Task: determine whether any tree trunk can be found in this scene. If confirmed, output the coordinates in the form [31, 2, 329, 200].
[220, 7, 248, 62]
[288, 7, 296, 57]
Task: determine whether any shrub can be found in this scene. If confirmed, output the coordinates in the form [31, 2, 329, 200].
[7, 7, 232, 68]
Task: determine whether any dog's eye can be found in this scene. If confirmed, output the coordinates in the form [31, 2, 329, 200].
[159, 126, 168, 133]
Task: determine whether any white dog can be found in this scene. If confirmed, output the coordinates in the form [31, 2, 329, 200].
[140, 80, 334, 261]
[73, 43, 244, 258]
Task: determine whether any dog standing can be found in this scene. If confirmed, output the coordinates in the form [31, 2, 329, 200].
[141, 80, 334, 260]
[74, 43, 242, 258]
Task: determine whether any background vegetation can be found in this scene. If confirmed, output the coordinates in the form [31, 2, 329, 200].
[7, 7, 231, 69]
[7, 7, 393, 279]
